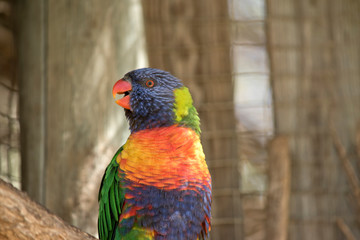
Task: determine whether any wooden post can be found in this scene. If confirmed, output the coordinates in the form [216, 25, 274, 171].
[266, 136, 290, 240]
[16, 0, 146, 235]
[17, 0, 47, 204]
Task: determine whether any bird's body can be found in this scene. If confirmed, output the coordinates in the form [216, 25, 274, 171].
[98, 68, 211, 240]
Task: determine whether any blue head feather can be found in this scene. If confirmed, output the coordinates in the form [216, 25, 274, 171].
[123, 68, 185, 132]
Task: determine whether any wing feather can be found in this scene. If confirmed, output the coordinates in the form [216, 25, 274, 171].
[98, 147, 124, 240]
[109, 183, 119, 220]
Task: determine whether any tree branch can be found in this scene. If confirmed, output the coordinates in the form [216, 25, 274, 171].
[336, 218, 356, 240]
[266, 136, 291, 240]
[0, 179, 97, 240]
[330, 125, 360, 209]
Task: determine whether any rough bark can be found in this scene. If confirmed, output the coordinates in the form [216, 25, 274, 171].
[0, 179, 96, 240]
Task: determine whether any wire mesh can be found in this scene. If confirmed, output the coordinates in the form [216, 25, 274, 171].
[141, 1, 242, 238]
[267, 0, 360, 239]
[0, 85, 20, 189]
[0, 0, 20, 189]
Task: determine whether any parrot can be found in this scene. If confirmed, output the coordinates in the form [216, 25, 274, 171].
[98, 68, 211, 240]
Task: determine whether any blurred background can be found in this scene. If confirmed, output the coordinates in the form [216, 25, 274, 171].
[0, 0, 360, 239]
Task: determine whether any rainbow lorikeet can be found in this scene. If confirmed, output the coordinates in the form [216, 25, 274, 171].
[98, 68, 212, 240]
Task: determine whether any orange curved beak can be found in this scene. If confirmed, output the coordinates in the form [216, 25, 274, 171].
[112, 79, 132, 110]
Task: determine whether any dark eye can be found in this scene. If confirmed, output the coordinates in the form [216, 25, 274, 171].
[145, 79, 155, 88]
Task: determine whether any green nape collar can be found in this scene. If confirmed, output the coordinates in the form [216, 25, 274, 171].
[173, 87, 201, 135]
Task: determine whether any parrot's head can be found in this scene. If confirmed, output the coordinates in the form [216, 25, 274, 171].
[112, 68, 200, 133]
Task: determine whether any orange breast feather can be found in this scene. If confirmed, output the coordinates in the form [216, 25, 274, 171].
[117, 126, 210, 191]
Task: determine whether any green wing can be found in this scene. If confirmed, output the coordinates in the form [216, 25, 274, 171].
[98, 146, 124, 240]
